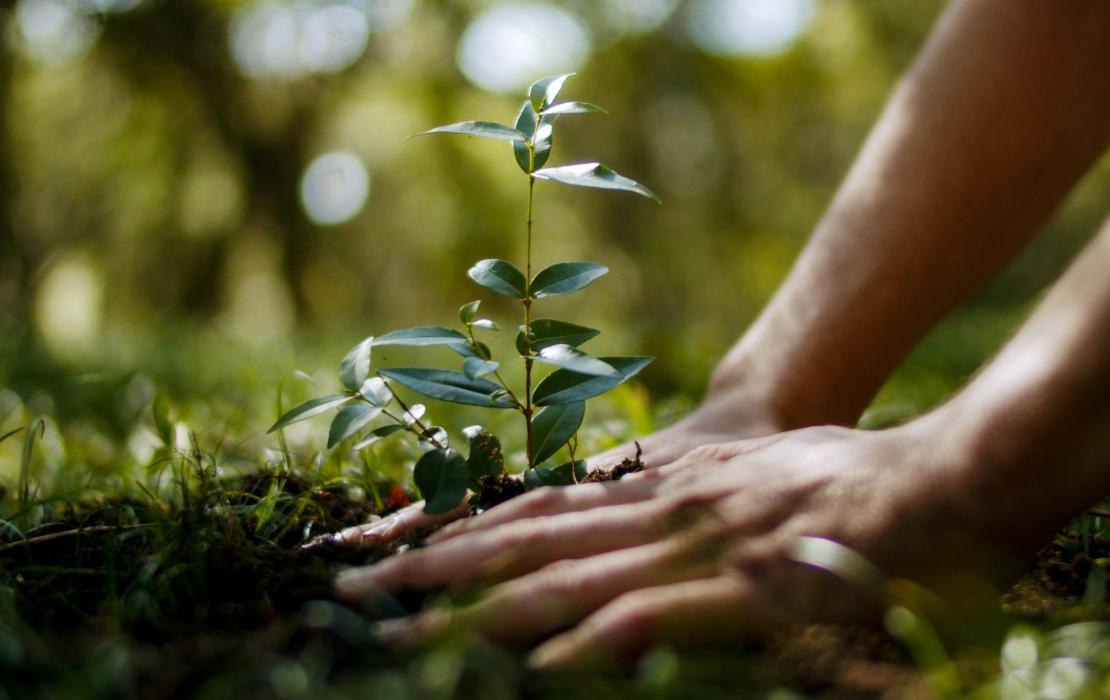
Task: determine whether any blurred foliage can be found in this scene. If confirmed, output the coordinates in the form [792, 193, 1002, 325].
[1, 0, 1109, 468]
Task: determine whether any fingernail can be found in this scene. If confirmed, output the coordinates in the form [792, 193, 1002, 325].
[362, 523, 391, 539]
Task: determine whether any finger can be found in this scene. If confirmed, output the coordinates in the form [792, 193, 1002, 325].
[464, 535, 725, 645]
[320, 498, 470, 547]
[335, 499, 663, 600]
[527, 573, 769, 672]
[430, 476, 660, 544]
[302, 514, 380, 549]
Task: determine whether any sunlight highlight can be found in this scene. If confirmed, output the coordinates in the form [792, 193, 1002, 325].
[456, 3, 590, 93]
[684, 0, 815, 57]
[15, 0, 102, 67]
[300, 151, 371, 226]
[33, 254, 104, 357]
[229, 0, 392, 80]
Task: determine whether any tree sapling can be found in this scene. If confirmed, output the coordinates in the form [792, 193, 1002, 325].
[269, 74, 657, 514]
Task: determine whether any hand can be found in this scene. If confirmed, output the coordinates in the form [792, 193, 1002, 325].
[313, 389, 789, 547]
[335, 422, 1027, 670]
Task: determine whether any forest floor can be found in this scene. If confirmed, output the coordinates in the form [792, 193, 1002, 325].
[1, 460, 1108, 700]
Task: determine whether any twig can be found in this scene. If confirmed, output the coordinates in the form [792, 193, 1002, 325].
[0, 523, 156, 553]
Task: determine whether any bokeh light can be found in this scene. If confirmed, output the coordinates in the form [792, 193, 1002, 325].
[597, 0, 679, 39]
[456, 3, 590, 93]
[299, 4, 370, 73]
[33, 254, 104, 357]
[299, 152, 371, 226]
[229, 0, 390, 80]
[72, 0, 142, 13]
[684, 0, 815, 57]
[363, 0, 414, 32]
[14, 0, 102, 67]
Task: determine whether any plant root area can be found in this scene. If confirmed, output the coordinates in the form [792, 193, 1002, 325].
[0, 465, 1106, 699]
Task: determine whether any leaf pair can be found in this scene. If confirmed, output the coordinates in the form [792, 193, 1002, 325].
[417, 73, 657, 201]
[468, 259, 609, 300]
[415, 427, 505, 515]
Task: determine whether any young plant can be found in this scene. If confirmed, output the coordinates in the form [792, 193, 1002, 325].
[269, 74, 656, 514]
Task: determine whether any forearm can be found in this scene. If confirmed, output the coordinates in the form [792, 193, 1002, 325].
[924, 216, 1110, 549]
[710, 0, 1110, 428]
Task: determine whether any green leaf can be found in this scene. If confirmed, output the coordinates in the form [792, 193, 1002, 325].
[352, 424, 405, 450]
[533, 356, 653, 406]
[339, 337, 374, 390]
[459, 301, 481, 325]
[464, 426, 504, 479]
[373, 326, 468, 348]
[516, 318, 600, 355]
[523, 460, 587, 489]
[530, 262, 609, 298]
[450, 340, 492, 360]
[531, 402, 585, 465]
[533, 344, 616, 376]
[328, 404, 382, 448]
[463, 358, 500, 380]
[541, 101, 607, 116]
[513, 101, 538, 173]
[358, 377, 392, 406]
[413, 448, 470, 515]
[470, 319, 498, 331]
[533, 162, 659, 202]
[529, 73, 574, 112]
[533, 122, 553, 171]
[419, 121, 526, 143]
[152, 392, 173, 447]
[401, 404, 426, 424]
[379, 368, 516, 408]
[268, 395, 351, 432]
[468, 259, 527, 298]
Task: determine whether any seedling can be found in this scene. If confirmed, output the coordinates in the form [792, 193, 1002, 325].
[269, 74, 656, 514]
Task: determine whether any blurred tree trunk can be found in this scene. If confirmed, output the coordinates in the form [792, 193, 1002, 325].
[99, 2, 317, 319]
[0, 45, 29, 324]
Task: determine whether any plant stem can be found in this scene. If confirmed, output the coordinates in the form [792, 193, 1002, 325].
[466, 327, 523, 409]
[378, 379, 447, 450]
[523, 174, 536, 468]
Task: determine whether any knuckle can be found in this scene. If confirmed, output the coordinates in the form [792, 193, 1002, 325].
[489, 517, 551, 551]
[602, 590, 659, 631]
[521, 486, 561, 514]
[536, 559, 588, 596]
[684, 442, 738, 464]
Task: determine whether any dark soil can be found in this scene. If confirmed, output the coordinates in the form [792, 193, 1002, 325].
[1, 464, 1106, 699]
[583, 441, 645, 482]
[470, 473, 527, 512]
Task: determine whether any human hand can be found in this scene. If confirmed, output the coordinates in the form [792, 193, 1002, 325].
[335, 422, 1027, 670]
[311, 390, 788, 547]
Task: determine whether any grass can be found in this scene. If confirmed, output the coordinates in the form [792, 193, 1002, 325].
[1, 332, 1110, 699]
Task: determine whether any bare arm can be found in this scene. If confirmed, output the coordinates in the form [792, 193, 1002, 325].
[703, 0, 1110, 429]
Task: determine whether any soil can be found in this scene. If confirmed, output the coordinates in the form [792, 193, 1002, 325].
[1, 463, 1106, 699]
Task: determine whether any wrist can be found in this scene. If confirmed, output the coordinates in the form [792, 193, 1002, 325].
[705, 356, 864, 432]
[905, 388, 1110, 556]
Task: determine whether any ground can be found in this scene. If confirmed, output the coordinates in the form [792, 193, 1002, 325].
[1, 459, 1108, 699]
